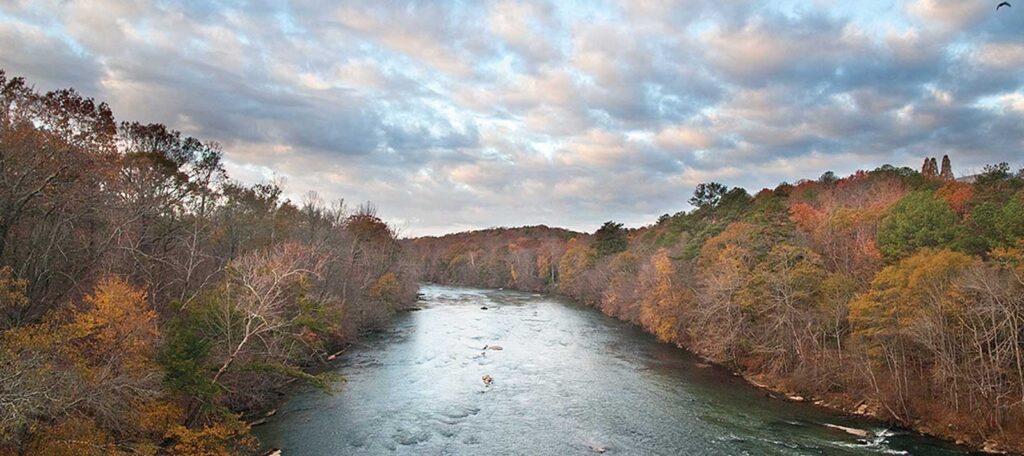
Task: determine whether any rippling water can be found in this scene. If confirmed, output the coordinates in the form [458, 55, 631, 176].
[254, 285, 976, 455]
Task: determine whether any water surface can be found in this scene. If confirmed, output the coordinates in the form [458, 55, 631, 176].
[255, 285, 975, 455]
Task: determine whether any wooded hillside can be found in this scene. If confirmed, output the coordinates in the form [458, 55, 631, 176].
[0, 71, 418, 454]
[408, 159, 1024, 452]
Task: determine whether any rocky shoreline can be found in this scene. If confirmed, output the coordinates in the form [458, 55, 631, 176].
[678, 345, 1018, 455]
[550, 285, 1019, 454]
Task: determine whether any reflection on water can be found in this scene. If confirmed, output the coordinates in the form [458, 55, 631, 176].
[254, 285, 976, 455]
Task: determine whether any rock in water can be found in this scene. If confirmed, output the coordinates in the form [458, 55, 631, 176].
[480, 306, 488, 310]
[482, 374, 493, 387]
[982, 441, 1004, 454]
[823, 423, 870, 438]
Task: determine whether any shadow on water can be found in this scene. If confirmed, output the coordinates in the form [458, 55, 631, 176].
[254, 285, 980, 456]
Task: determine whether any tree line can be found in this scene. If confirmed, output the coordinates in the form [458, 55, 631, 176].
[407, 158, 1024, 452]
[0, 71, 419, 454]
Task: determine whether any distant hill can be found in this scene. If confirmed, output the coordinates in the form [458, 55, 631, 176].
[405, 224, 581, 243]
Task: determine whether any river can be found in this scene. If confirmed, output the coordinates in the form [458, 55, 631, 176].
[254, 285, 976, 455]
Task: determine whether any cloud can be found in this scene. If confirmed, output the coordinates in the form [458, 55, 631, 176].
[0, 20, 103, 93]
[907, 0, 988, 31]
[974, 42, 1024, 70]
[1, 0, 1022, 235]
[656, 125, 716, 150]
[487, 0, 559, 65]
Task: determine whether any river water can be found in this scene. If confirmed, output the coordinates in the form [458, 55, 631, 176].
[255, 285, 976, 455]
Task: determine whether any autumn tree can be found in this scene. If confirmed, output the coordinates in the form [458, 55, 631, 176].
[558, 238, 593, 297]
[740, 244, 825, 373]
[815, 272, 857, 365]
[849, 249, 974, 420]
[600, 251, 641, 320]
[0, 266, 28, 330]
[689, 223, 760, 363]
[637, 250, 688, 343]
[1, 278, 164, 454]
[953, 259, 1024, 424]
[0, 72, 116, 314]
[935, 181, 973, 216]
[115, 122, 227, 309]
[206, 244, 332, 400]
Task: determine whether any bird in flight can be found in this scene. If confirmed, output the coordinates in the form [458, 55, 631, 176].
[997, 1, 1011, 10]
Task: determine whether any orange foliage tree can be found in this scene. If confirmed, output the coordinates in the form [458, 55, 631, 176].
[638, 250, 689, 343]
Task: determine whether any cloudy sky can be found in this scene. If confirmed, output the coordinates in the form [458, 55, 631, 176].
[1, 1, 1023, 235]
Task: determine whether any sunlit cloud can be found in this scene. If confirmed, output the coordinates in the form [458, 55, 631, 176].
[1, 0, 1022, 235]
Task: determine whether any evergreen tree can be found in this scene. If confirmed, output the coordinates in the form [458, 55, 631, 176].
[878, 191, 960, 260]
[689, 182, 729, 209]
[593, 221, 628, 257]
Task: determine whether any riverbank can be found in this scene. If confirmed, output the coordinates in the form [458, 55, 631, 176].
[246, 303, 423, 431]
[615, 303, 1016, 455]
[733, 368, 1004, 454]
